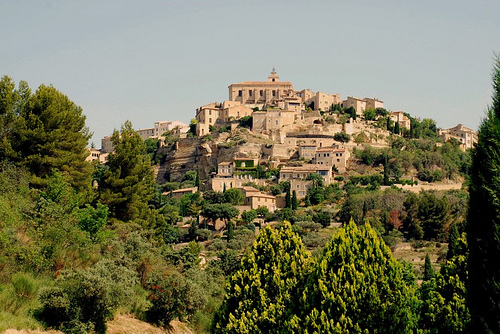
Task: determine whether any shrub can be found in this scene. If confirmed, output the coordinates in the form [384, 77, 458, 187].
[11, 273, 37, 300]
[35, 260, 138, 334]
[145, 269, 206, 327]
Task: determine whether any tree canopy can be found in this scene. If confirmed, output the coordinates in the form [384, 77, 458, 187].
[300, 219, 419, 333]
[99, 121, 154, 221]
[213, 222, 310, 333]
[0, 76, 92, 190]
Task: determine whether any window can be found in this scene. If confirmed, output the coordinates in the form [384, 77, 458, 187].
[209, 110, 212, 115]
[272, 90, 276, 97]
[260, 90, 264, 96]
[276, 120, 278, 125]
[249, 90, 252, 97]
[209, 118, 212, 123]
[238, 90, 242, 97]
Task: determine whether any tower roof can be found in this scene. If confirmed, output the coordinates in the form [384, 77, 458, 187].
[268, 68, 279, 82]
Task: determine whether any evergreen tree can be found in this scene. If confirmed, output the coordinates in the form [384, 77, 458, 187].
[447, 223, 461, 260]
[299, 219, 418, 333]
[213, 222, 310, 333]
[226, 221, 234, 241]
[394, 121, 400, 135]
[99, 121, 154, 221]
[402, 192, 423, 239]
[304, 193, 311, 207]
[419, 232, 470, 333]
[0, 78, 92, 190]
[285, 189, 291, 208]
[467, 55, 500, 333]
[424, 253, 434, 281]
[292, 190, 298, 210]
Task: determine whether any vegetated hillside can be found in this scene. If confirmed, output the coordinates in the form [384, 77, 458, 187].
[0, 73, 476, 334]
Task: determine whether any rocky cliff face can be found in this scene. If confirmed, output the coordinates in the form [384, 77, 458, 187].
[156, 129, 274, 183]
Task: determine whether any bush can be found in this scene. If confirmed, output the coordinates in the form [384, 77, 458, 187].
[196, 228, 212, 241]
[11, 273, 37, 300]
[145, 270, 207, 327]
[35, 259, 138, 334]
[334, 175, 344, 182]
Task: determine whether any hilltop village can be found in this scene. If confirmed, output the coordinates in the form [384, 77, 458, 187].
[0, 69, 487, 333]
[89, 70, 477, 217]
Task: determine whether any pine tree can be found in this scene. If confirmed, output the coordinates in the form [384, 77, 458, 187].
[299, 219, 418, 333]
[292, 190, 298, 210]
[467, 55, 500, 333]
[213, 222, 310, 333]
[99, 121, 154, 221]
[1, 79, 92, 190]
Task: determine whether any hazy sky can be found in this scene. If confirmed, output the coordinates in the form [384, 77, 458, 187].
[2, 0, 499, 147]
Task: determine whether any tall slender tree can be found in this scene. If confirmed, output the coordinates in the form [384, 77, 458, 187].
[467, 55, 500, 333]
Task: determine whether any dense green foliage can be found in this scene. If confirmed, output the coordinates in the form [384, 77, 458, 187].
[0, 76, 92, 190]
[353, 137, 471, 183]
[299, 220, 418, 333]
[467, 56, 500, 333]
[99, 121, 155, 222]
[213, 222, 310, 333]
[419, 229, 469, 333]
[35, 260, 137, 334]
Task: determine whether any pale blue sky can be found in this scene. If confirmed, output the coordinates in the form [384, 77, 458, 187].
[1, 0, 499, 147]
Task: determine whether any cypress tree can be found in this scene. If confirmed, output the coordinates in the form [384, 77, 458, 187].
[292, 190, 298, 210]
[226, 220, 234, 241]
[467, 56, 500, 333]
[394, 121, 400, 135]
[213, 222, 310, 333]
[285, 189, 291, 208]
[423, 253, 434, 281]
[300, 219, 418, 333]
[447, 223, 460, 260]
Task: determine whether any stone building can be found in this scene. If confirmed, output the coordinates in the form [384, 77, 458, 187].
[85, 148, 109, 164]
[279, 164, 333, 186]
[343, 96, 366, 116]
[314, 147, 349, 173]
[228, 69, 295, 109]
[439, 124, 478, 150]
[101, 120, 188, 153]
[390, 111, 411, 129]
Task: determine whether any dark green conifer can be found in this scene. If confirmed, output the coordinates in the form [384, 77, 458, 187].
[423, 253, 434, 281]
[292, 190, 298, 210]
[467, 55, 500, 333]
[285, 189, 291, 208]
